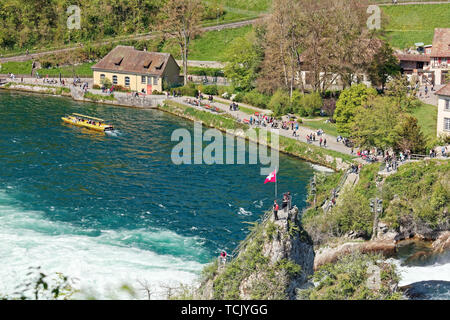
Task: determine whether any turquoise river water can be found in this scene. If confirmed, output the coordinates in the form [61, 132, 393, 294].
[0, 91, 317, 298]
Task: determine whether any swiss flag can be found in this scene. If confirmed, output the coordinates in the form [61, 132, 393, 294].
[264, 169, 277, 184]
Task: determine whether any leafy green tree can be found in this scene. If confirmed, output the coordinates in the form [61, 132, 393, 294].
[367, 41, 401, 91]
[224, 32, 264, 92]
[385, 75, 418, 110]
[352, 96, 402, 150]
[334, 84, 377, 137]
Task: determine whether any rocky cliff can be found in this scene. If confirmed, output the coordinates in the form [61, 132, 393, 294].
[196, 206, 315, 300]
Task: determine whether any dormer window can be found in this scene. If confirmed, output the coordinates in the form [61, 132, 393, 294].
[114, 57, 124, 66]
[144, 59, 152, 69]
[155, 61, 164, 70]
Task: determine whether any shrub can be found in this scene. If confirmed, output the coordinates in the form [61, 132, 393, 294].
[268, 89, 291, 116]
[233, 92, 245, 102]
[302, 91, 323, 117]
[242, 90, 270, 109]
[174, 83, 198, 97]
[201, 85, 219, 96]
[100, 78, 112, 89]
[113, 85, 130, 92]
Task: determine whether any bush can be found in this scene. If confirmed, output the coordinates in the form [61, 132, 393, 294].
[93, 84, 100, 89]
[100, 78, 112, 89]
[40, 60, 53, 69]
[268, 89, 291, 116]
[302, 91, 323, 117]
[242, 90, 270, 109]
[233, 92, 245, 102]
[112, 85, 130, 92]
[298, 252, 401, 300]
[171, 83, 198, 97]
[201, 85, 219, 96]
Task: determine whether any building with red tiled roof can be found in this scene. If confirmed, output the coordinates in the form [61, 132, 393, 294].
[92, 46, 182, 93]
[429, 28, 450, 85]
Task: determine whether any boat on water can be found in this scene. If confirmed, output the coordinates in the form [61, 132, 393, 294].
[62, 113, 115, 132]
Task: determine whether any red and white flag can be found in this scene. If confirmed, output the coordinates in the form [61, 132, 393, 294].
[264, 169, 277, 184]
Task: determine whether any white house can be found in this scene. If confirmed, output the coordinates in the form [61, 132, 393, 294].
[436, 83, 450, 137]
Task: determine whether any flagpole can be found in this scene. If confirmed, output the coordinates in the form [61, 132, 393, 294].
[275, 168, 277, 199]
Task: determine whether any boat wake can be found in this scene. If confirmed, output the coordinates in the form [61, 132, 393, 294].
[105, 130, 122, 137]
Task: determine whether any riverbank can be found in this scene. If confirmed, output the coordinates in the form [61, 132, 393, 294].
[0, 82, 355, 171]
[160, 99, 354, 171]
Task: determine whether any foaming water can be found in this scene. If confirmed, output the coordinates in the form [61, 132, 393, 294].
[390, 245, 450, 300]
[0, 191, 205, 299]
[0, 91, 314, 298]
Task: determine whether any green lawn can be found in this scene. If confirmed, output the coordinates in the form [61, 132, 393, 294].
[381, 4, 450, 49]
[0, 61, 95, 77]
[302, 119, 339, 138]
[38, 62, 95, 78]
[0, 61, 33, 75]
[217, 0, 271, 12]
[410, 101, 437, 140]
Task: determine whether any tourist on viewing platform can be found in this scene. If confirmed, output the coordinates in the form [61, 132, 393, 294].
[273, 200, 279, 221]
[219, 251, 227, 265]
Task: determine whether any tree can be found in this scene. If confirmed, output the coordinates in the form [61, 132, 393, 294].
[159, 0, 203, 85]
[393, 114, 426, 153]
[352, 96, 401, 150]
[367, 41, 401, 91]
[385, 75, 417, 110]
[334, 84, 377, 137]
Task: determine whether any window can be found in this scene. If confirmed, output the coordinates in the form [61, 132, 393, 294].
[125, 76, 130, 87]
[141, 76, 146, 84]
[100, 74, 105, 81]
[445, 118, 450, 131]
[148, 76, 153, 85]
[446, 99, 450, 111]
[112, 75, 118, 85]
[153, 76, 158, 85]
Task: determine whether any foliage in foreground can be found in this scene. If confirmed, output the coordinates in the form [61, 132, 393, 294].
[1, 267, 76, 300]
[297, 252, 402, 300]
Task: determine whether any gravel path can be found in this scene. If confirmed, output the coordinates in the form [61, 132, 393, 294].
[171, 96, 355, 156]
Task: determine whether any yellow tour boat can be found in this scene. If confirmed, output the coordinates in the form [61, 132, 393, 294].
[62, 113, 115, 132]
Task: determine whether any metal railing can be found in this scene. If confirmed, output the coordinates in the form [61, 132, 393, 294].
[323, 169, 350, 213]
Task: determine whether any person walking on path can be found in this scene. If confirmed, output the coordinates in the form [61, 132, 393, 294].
[273, 200, 279, 221]
[323, 138, 327, 147]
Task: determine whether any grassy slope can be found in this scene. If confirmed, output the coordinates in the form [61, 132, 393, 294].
[302, 119, 339, 138]
[410, 101, 438, 141]
[163, 25, 253, 61]
[0, 61, 95, 78]
[381, 4, 450, 49]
